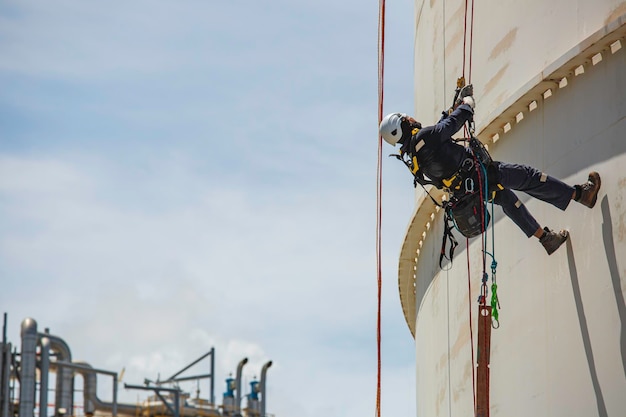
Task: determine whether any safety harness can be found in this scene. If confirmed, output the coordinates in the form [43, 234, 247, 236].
[390, 87, 502, 269]
[439, 135, 494, 268]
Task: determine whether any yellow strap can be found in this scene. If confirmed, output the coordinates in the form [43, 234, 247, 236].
[411, 156, 419, 174]
[490, 184, 504, 201]
[442, 175, 457, 188]
[408, 128, 421, 174]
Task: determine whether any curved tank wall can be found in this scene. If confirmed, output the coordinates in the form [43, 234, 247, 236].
[413, 0, 626, 126]
[400, 1, 626, 416]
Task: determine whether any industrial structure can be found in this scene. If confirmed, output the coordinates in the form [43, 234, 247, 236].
[0, 315, 273, 417]
[394, 1, 626, 416]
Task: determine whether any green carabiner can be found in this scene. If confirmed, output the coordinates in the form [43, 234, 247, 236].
[491, 282, 500, 324]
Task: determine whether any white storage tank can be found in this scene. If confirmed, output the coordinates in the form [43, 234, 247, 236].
[398, 1, 626, 416]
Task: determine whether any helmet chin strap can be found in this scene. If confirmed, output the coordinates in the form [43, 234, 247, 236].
[398, 138, 411, 155]
[398, 122, 421, 154]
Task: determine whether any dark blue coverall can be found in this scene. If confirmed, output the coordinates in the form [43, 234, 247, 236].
[403, 103, 575, 237]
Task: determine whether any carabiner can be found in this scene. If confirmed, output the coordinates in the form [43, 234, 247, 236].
[461, 158, 474, 172]
[465, 177, 475, 193]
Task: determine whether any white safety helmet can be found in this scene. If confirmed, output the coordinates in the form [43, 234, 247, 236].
[379, 112, 407, 146]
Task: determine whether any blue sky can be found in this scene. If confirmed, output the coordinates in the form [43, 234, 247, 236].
[0, 1, 418, 416]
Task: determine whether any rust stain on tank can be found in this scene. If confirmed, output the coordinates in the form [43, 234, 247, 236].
[446, 30, 464, 55]
[485, 64, 510, 96]
[452, 363, 472, 403]
[431, 9, 442, 69]
[615, 177, 625, 206]
[490, 90, 510, 110]
[488, 28, 518, 61]
[436, 385, 446, 416]
[618, 177, 626, 242]
[445, 3, 466, 53]
[436, 352, 447, 373]
[446, 2, 465, 26]
[450, 321, 471, 359]
[605, 3, 626, 25]
[430, 278, 441, 313]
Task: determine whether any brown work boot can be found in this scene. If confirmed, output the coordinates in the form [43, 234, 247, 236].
[539, 227, 569, 255]
[576, 171, 601, 208]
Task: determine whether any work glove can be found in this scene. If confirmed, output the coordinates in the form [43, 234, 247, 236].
[462, 96, 475, 109]
[455, 84, 475, 110]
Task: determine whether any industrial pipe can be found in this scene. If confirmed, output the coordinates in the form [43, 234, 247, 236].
[234, 358, 248, 415]
[0, 341, 10, 417]
[67, 361, 137, 417]
[65, 361, 221, 417]
[40, 331, 74, 414]
[19, 318, 37, 417]
[259, 361, 272, 417]
[0, 313, 8, 417]
[38, 337, 50, 417]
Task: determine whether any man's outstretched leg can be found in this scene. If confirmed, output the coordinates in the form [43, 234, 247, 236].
[492, 170, 601, 255]
[491, 188, 569, 255]
[534, 171, 600, 255]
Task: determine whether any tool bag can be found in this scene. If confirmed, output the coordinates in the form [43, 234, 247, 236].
[440, 190, 490, 268]
[446, 191, 490, 238]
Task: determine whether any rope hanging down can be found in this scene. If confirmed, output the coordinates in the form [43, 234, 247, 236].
[459, 1, 502, 415]
[375, 1, 386, 416]
[458, 0, 501, 325]
[462, 0, 476, 82]
[459, 0, 481, 414]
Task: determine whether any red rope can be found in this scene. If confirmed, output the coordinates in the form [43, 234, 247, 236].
[376, 1, 386, 416]
[468, 0, 475, 82]
[461, 0, 478, 412]
[462, 0, 469, 79]
[462, 0, 476, 82]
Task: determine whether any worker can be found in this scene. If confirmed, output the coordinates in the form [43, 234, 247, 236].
[379, 88, 601, 255]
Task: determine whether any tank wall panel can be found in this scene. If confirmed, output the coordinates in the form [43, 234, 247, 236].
[412, 19, 626, 416]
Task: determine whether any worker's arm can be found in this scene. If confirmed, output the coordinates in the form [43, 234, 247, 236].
[431, 103, 474, 142]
